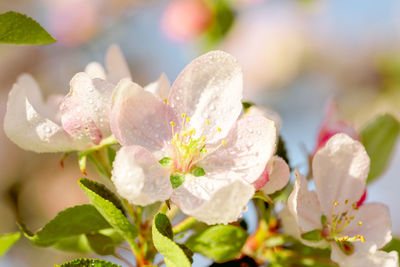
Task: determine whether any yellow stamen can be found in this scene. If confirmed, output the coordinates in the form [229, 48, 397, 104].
[345, 199, 349, 204]
[334, 201, 339, 207]
[181, 113, 186, 118]
[358, 221, 363, 226]
[206, 119, 210, 125]
[170, 121, 176, 127]
[221, 140, 227, 146]
[163, 99, 168, 104]
[217, 127, 221, 132]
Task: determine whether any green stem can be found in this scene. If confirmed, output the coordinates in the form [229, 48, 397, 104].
[173, 217, 198, 235]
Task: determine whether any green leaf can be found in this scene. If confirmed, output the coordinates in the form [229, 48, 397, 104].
[86, 233, 115, 255]
[301, 229, 323, 242]
[384, 238, 400, 263]
[0, 11, 55, 45]
[79, 178, 138, 247]
[170, 173, 185, 189]
[19, 204, 110, 246]
[159, 157, 173, 166]
[55, 258, 121, 267]
[0, 232, 21, 258]
[152, 213, 193, 267]
[361, 114, 400, 183]
[185, 225, 248, 263]
[191, 166, 205, 177]
[52, 235, 91, 253]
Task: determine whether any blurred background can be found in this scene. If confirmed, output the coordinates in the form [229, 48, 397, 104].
[0, 0, 400, 266]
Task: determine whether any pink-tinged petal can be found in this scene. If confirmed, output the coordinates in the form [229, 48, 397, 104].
[313, 101, 359, 155]
[168, 51, 243, 142]
[106, 44, 131, 84]
[111, 146, 172, 206]
[144, 73, 170, 100]
[61, 72, 115, 145]
[110, 79, 178, 152]
[200, 116, 276, 185]
[343, 203, 392, 251]
[253, 165, 269, 190]
[245, 105, 282, 136]
[85, 62, 106, 80]
[4, 75, 83, 153]
[313, 133, 370, 217]
[261, 156, 290, 195]
[331, 244, 399, 267]
[288, 170, 322, 233]
[171, 176, 254, 225]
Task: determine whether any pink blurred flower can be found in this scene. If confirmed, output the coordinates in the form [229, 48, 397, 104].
[161, 0, 212, 42]
[47, 0, 100, 46]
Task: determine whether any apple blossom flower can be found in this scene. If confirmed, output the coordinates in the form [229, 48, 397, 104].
[110, 51, 278, 224]
[3, 45, 130, 153]
[284, 133, 398, 267]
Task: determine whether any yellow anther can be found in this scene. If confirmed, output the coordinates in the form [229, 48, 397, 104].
[332, 214, 336, 218]
[163, 99, 168, 104]
[345, 199, 349, 204]
[334, 201, 339, 207]
[181, 113, 186, 118]
[349, 216, 354, 221]
[203, 149, 208, 153]
[170, 121, 176, 127]
[358, 221, 363, 226]
[186, 116, 190, 123]
[357, 235, 365, 242]
[206, 119, 210, 125]
[352, 203, 357, 209]
[201, 136, 206, 142]
[221, 140, 227, 146]
[217, 127, 221, 132]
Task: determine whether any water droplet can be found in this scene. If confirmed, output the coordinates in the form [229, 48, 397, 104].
[44, 126, 51, 133]
[176, 96, 180, 101]
[210, 104, 216, 111]
[87, 87, 94, 92]
[88, 99, 94, 104]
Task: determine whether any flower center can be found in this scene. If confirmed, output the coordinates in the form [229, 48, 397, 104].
[325, 200, 365, 243]
[169, 113, 225, 173]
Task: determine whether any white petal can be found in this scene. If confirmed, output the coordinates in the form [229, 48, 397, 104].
[343, 203, 392, 251]
[331, 244, 399, 267]
[106, 44, 131, 84]
[110, 79, 178, 152]
[280, 206, 301, 238]
[261, 156, 290, 195]
[111, 146, 172, 206]
[61, 72, 114, 145]
[85, 62, 106, 80]
[200, 115, 276, 185]
[245, 105, 282, 136]
[3, 74, 81, 153]
[144, 73, 170, 100]
[288, 170, 323, 233]
[168, 50, 243, 142]
[171, 176, 254, 225]
[313, 133, 370, 217]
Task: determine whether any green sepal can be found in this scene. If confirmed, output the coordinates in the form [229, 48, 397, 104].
[170, 173, 185, 189]
[191, 166, 205, 177]
[301, 229, 323, 242]
[321, 215, 327, 226]
[159, 157, 173, 166]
